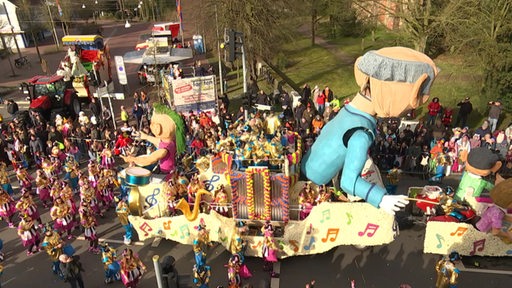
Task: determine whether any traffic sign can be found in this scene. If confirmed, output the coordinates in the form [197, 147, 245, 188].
[115, 55, 128, 85]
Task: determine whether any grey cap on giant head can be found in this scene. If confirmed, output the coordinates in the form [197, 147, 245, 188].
[354, 46, 439, 118]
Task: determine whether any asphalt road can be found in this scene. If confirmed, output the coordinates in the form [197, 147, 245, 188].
[0, 173, 511, 288]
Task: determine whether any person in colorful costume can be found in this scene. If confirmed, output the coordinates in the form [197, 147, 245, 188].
[0, 188, 16, 228]
[80, 178, 103, 217]
[226, 254, 241, 288]
[60, 181, 78, 224]
[99, 242, 121, 284]
[16, 167, 33, 192]
[17, 214, 41, 256]
[302, 47, 439, 215]
[35, 169, 52, 208]
[121, 103, 186, 177]
[192, 263, 211, 288]
[229, 221, 251, 280]
[212, 184, 229, 217]
[63, 156, 79, 193]
[193, 238, 207, 268]
[120, 248, 146, 288]
[476, 176, 512, 243]
[101, 144, 115, 169]
[42, 227, 65, 278]
[50, 197, 75, 240]
[435, 251, 461, 288]
[454, 147, 501, 214]
[88, 160, 100, 188]
[15, 188, 43, 227]
[79, 201, 100, 254]
[0, 163, 13, 195]
[115, 197, 133, 245]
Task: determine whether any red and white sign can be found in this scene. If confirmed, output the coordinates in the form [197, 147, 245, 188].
[171, 75, 216, 112]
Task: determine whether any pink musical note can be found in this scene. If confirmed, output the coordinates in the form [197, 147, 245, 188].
[139, 222, 153, 237]
[306, 224, 313, 235]
[321, 228, 339, 243]
[289, 240, 299, 252]
[163, 220, 172, 230]
[320, 209, 331, 223]
[449, 226, 468, 237]
[358, 223, 379, 237]
[469, 239, 486, 256]
[435, 233, 444, 248]
[179, 224, 190, 239]
[303, 237, 316, 250]
[346, 212, 353, 225]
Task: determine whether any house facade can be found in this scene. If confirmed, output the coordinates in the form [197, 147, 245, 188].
[0, 0, 26, 50]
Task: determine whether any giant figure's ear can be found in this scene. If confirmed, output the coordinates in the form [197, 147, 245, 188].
[491, 161, 502, 174]
[410, 73, 430, 109]
[459, 150, 469, 163]
[153, 123, 162, 136]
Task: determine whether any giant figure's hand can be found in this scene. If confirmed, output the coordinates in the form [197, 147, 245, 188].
[379, 195, 409, 215]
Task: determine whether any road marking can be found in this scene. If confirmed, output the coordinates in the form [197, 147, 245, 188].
[76, 236, 144, 246]
[271, 261, 280, 288]
[151, 236, 163, 247]
[457, 262, 512, 275]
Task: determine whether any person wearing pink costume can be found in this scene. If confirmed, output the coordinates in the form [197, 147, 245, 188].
[96, 172, 114, 211]
[0, 188, 16, 228]
[101, 144, 115, 169]
[50, 197, 75, 240]
[15, 188, 43, 227]
[79, 201, 100, 254]
[120, 248, 147, 288]
[60, 182, 78, 220]
[17, 214, 41, 256]
[80, 178, 103, 217]
[261, 222, 278, 277]
[87, 160, 100, 188]
[36, 170, 52, 208]
[16, 167, 33, 192]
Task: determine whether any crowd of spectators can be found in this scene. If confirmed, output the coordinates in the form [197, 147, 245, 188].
[1, 82, 510, 187]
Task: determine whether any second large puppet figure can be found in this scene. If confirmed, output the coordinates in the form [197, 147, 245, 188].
[302, 47, 439, 215]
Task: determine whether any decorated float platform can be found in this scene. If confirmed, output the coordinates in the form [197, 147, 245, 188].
[408, 187, 512, 257]
[122, 134, 398, 259]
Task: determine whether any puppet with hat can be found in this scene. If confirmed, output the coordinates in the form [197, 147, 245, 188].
[454, 147, 501, 214]
[302, 47, 439, 215]
[122, 103, 186, 177]
[475, 175, 512, 243]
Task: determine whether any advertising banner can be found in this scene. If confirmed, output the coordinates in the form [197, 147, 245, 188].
[171, 75, 216, 112]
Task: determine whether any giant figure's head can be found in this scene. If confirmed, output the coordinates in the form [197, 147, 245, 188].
[151, 103, 186, 153]
[354, 47, 439, 118]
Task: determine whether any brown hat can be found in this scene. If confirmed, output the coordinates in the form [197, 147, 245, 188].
[490, 178, 512, 208]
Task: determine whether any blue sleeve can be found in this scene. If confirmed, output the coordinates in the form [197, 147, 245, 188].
[341, 130, 385, 208]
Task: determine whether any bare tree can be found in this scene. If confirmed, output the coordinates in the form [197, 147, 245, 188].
[440, 0, 512, 100]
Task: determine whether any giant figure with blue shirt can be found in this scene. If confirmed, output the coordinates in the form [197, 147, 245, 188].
[302, 47, 439, 215]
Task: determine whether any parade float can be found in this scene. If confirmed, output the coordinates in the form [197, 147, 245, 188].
[122, 136, 398, 259]
[119, 47, 510, 260]
[409, 148, 512, 257]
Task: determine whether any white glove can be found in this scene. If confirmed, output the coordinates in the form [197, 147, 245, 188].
[379, 195, 409, 215]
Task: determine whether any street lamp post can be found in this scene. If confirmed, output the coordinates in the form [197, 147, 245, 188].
[45, 1, 60, 49]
